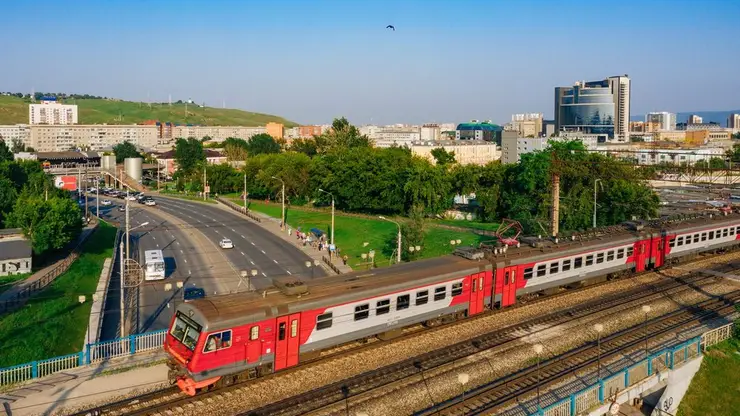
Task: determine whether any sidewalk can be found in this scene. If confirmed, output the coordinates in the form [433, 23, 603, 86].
[210, 199, 354, 275]
[0, 223, 97, 305]
[0, 351, 169, 416]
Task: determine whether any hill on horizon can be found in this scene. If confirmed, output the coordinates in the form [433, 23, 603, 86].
[0, 95, 297, 127]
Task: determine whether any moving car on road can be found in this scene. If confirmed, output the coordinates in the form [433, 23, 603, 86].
[101, 199, 112, 206]
[145, 198, 156, 206]
[184, 287, 206, 302]
[219, 238, 234, 249]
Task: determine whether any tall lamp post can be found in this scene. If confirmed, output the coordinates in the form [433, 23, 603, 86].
[533, 343, 544, 414]
[243, 172, 248, 212]
[318, 188, 335, 248]
[593, 178, 602, 228]
[272, 176, 285, 230]
[120, 221, 148, 337]
[378, 216, 401, 264]
[642, 305, 652, 358]
[458, 373, 470, 416]
[594, 323, 604, 381]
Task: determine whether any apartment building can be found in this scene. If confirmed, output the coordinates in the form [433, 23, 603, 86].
[0, 125, 32, 148]
[632, 147, 725, 166]
[687, 114, 703, 124]
[361, 125, 422, 147]
[29, 125, 158, 152]
[266, 122, 284, 139]
[555, 75, 631, 140]
[500, 131, 598, 164]
[411, 140, 499, 165]
[507, 113, 543, 137]
[420, 124, 441, 141]
[685, 130, 732, 146]
[29, 99, 78, 125]
[728, 113, 740, 130]
[155, 149, 227, 175]
[172, 125, 267, 142]
[645, 112, 677, 131]
[298, 125, 323, 138]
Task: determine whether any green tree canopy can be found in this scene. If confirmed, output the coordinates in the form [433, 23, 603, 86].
[112, 141, 142, 163]
[8, 193, 82, 254]
[174, 137, 206, 176]
[430, 148, 456, 166]
[222, 137, 249, 161]
[246, 133, 281, 156]
[10, 138, 25, 153]
[0, 140, 12, 162]
[0, 178, 17, 227]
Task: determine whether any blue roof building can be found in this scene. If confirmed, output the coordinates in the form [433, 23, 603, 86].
[455, 120, 502, 142]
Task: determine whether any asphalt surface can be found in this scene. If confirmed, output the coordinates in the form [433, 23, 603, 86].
[154, 196, 327, 284]
[91, 193, 325, 338]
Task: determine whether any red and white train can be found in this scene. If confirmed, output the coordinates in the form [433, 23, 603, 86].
[164, 213, 740, 395]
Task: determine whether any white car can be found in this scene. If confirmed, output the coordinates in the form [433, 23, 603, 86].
[145, 199, 156, 206]
[101, 199, 112, 206]
[219, 238, 234, 249]
[127, 195, 137, 201]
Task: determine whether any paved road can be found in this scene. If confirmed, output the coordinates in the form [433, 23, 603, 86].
[94, 196, 234, 336]
[154, 196, 327, 287]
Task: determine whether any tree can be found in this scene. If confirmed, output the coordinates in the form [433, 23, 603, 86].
[112, 141, 141, 163]
[10, 138, 25, 153]
[0, 178, 17, 227]
[400, 205, 425, 261]
[174, 137, 205, 176]
[205, 163, 241, 194]
[246, 133, 281, 156]
[430, 148, 456, 166]
[8, 193, 82, 255]
[312, 117, 372, 154]
[708, 157, 726, 169]
[289, 138, 318, 157]
[0, 140, 12, 162]
[222, 137, 249, 161]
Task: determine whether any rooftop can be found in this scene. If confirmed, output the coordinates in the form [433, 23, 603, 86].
[456, 122, 502, 132]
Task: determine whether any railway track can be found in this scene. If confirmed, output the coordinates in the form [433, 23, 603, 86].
[72, 256, 740, 416]
[415, 290, 740, 416]
[245, 269, 735, 416]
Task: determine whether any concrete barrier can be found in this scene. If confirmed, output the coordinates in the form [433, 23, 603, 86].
[84, 257, 112, 346]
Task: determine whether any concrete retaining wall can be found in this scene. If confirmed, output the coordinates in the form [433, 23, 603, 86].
[84, 257, 112, 345]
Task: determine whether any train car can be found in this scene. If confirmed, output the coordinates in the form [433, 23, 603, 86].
[165, 213, 740, 395]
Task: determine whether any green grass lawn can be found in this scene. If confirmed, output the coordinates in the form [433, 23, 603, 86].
[0, 95, 297, 126]
[432, 219, 501, 232]
[0, 273, 32, 296]
[677, 335, 740, 416]
[235, 200, 489, 268]
[0, 221, 117, 368]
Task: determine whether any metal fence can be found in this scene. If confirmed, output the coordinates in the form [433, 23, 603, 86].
[216, 196, 262, 222]
[534, 322, 736, 416]
[0, 329, 166, 387]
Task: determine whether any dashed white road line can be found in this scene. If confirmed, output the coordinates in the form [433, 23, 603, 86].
[249, 260, 255, 265]
[251, 242, 255, 246]
[184, 259, 188, 263]
[273, 259, 278, 264]
[261, 249, 266, 254]
[287, 270, 292, 275]
[240, 251, 245, 256]
[261, 272, 267, 277]
[180, 250, 184, 254]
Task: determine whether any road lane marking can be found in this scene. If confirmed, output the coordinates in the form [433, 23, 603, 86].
[261, 249, 266, 254]
[273, 259, 278, 264]
[249, 260, 255, 265]
[240, 251, 245, 256]
[287, 270, 292, 275]
[261, 272, 267, 276]
[232, 229, 236, 232]
[180, 250, 184, 254]
[250, 242, 255, 246]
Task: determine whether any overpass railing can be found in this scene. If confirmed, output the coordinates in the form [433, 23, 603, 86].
[0, 329, 166, 387]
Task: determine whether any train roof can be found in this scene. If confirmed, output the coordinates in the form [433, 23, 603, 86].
[181, 255, 489, 331]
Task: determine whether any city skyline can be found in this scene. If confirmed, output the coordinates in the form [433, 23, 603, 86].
[1, 0, 738, 125]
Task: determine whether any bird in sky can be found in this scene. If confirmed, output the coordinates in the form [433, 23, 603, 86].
[386, 25, 395, 31]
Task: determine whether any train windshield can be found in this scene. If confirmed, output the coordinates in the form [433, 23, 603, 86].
[170, 311, 202, 351]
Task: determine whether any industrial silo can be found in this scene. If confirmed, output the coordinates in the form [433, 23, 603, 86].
[100, 154, 116, 170]
[124, 157, 143, 182]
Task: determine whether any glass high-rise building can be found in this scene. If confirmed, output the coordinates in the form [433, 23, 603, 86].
[554, 75, 631, 140]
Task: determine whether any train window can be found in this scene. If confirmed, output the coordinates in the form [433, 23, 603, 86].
[537, 264, 546, 277]
[585, 255, 594, 266]
[607, 251, 614, 261]
[709, 231, 714, 239]
[617, 248, 625, 259]
[523, 267, 534, 279]
[416, 290, 429, 306]
[451, 282, 463, 296]
[291, 319, 298, 337]
[731, 227, 736, 235]
[203, 330, 232, 353]
[376, 299, 391, 315]
[434, 286, 446, 301]
[677, 237, 683, 246]
[278, 323, 286, 341]
[723, 228, 729, 237]
[354, 304, 370, 321]
[250, 326, 259, 340]
[668, 239, 675, 248]
[626, 247, 634, 257]
[317, 312, 333, 330]
[549, 262, 558, 274]
[596, 253, 604, 264]
[574, 257, 583, 269]
[701, 233, 707, 242]
[562, 260, 571, 272]
[693, 234, 699, 243]
[397, 295, 410, 310]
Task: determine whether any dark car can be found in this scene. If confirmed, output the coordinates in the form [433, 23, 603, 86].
[183, 287, 206, 302]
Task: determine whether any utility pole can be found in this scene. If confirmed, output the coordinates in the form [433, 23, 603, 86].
[119, 242, 125, 337]
[203, 165, 207, 201]
[84, 171, 89, 219]
[271, 176, 286, 230]
[95, 182, 99, 218]
[125, 190, 130, 260]
[243, 172, 247, 212]
[157, 161, 161, 192]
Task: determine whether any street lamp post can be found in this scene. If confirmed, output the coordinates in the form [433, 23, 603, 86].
[533, 344, 544, 414]
[594, 323, 604, 381]
[593, 178, 602, 228]
[642, 305, 652, 358]
[243, 172, 248, 212]
[378, 216, 401, 264]
[458, 373, 469, 416]
[121, 220, 149, 337]
[272, 176, 285, 230]
[318, 189, 335, 248]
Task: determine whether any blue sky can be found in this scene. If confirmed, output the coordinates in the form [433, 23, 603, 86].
[1, 0, 738, 125]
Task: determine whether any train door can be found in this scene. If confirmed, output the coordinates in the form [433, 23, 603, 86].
[274, 313, 301, 371]
[634, 240, 650, 272]
[469, 272, 486, 315]
[245, 325, 262, 363]
[501, 267, 517, 307]
[651, 235, 667, 269]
